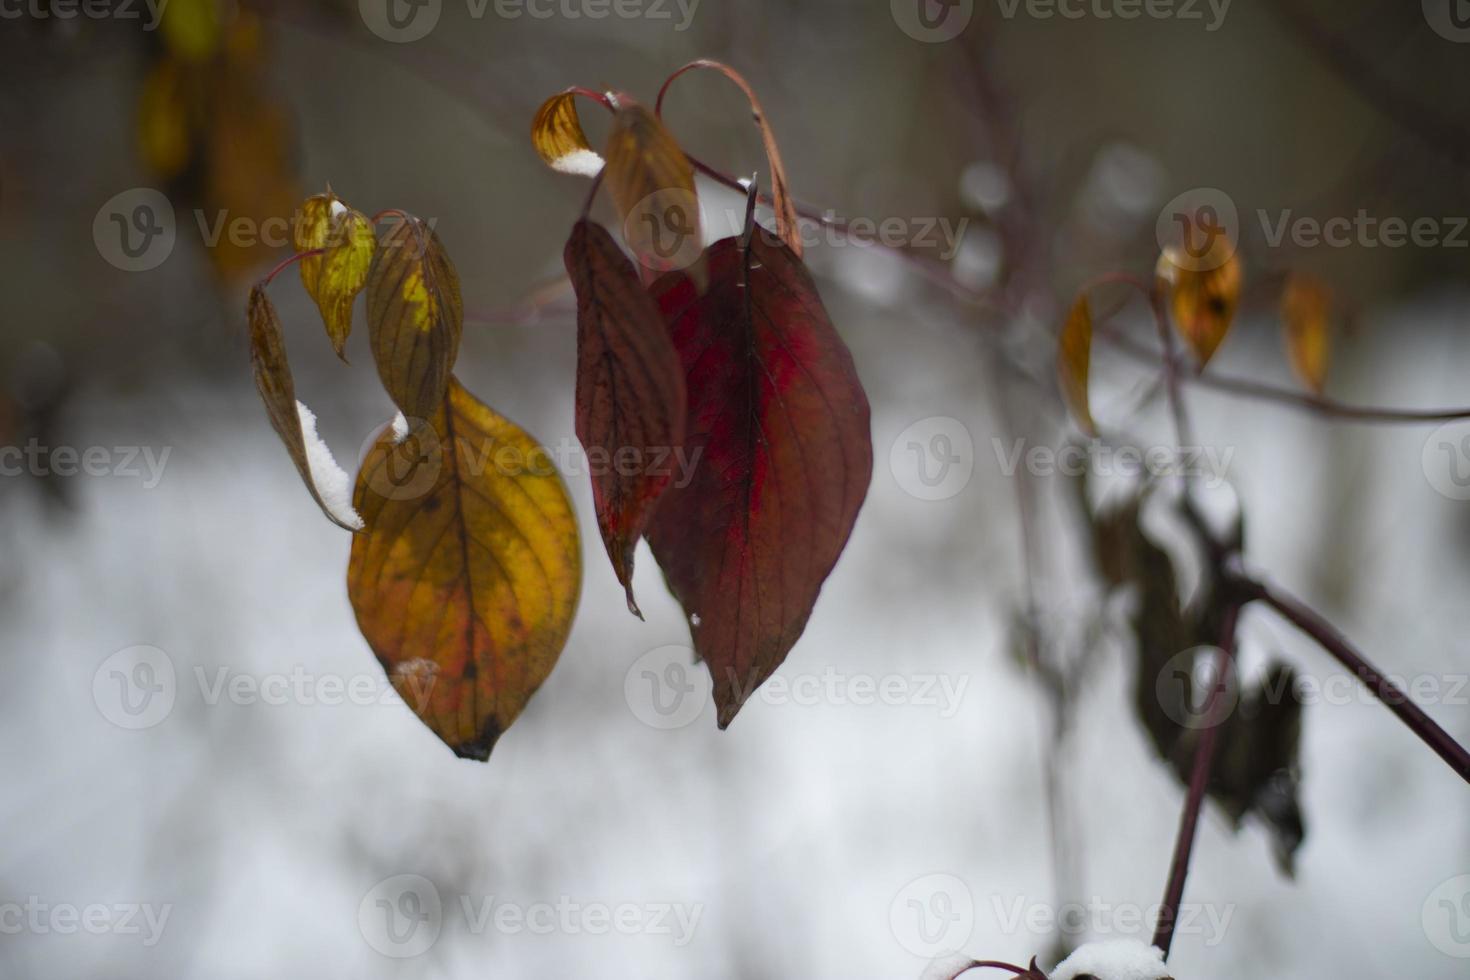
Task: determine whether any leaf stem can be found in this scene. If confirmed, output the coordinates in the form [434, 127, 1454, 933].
[258, 248, 323, 289]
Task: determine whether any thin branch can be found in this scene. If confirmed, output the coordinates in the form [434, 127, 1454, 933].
[1239, 576, 1470, 783]
[1152, 600, 1243, 959]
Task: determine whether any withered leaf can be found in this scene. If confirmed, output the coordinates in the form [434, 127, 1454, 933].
[1157, 242, 1241, 368]
[246, 284, 363, 532]
[1057, 295, 1095, 436]
[348, 377, 581, 760]
[366, 215, 464, 422]
[564, 220, 687, 617]
[658, 60, 802, 257]
[531, 89, 605, 177]
[647, 228, 873, 728]
[294, 191, 376, 359]
[604, 100, 705, 282]
[1280, 273, 1331, 394]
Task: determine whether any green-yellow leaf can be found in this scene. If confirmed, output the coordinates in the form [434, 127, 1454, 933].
[294, 192, 376, 359]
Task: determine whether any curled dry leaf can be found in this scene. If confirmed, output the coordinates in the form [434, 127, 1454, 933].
[1156, 242, 1241, 368]
[530, 89, 606, 177]
[348, 377, 582, 760]
[1058, 295, 1095, 436]
[246, 284, 363, 531]
[294, 191, 376, 359]
[657, 59, 802, 257]
[604, 100, 705, 282]
[1280, 273, 1331, 394]
[366, 214, 464, 422]
[647, 227, 873, 728]
[564, 219, 687, 618]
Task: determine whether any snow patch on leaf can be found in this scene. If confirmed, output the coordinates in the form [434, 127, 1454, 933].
[294, 401, 363, 530]
[1051, 940, 1170, 980]
[391, 411, 411, 445]
[551, 149, 605, 177]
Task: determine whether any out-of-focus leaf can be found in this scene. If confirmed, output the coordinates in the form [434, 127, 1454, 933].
[604, 100, 705, 282]
[531, 90, 606, 177]
[159, 0, 221, 63]
[1216, 663, 1306, 876]
[348, 378, 581, 760]
[564, 219, 687, 617]
[294, 191, 376, 359]
[1057, 296, 1095, 436]
[1157, 243, 1241, 368]
[647, 227, 873, 727]
[246, 285, 363, 532]
[138, 58, 192, 179]
[1280, 273, 1331, 394]
[366, 215, 464, 421]
[657, 60, 802, 257]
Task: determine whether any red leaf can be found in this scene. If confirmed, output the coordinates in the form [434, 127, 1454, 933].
[647, 227, 872, 727]
[564, 219, 687, 618]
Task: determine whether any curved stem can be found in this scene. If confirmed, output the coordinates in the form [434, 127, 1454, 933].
[1239, 576, 1470, 783]
[258, 248, 322, 288]
[949, 960, 1033, 978]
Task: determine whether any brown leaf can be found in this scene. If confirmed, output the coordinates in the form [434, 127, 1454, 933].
[657, 60, 802, 257]
[564, 219, 687, 618]
[604, 100, 705, 282]
[1057, 296, 1095, 435]
[1280, 273, 1331, 394]
[647, 228, 873, 727]
[348, 377, 582, 760]
[1157, 242, 1241, 368]
[246, 284, 363, 532]
[365, 215, 464, 421]
[294, 191, 376, 359]
[530, 89, 606, 177]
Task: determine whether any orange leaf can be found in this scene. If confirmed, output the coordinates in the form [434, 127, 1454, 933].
[657, 60, 803, 257]
[1058, 296, 1095, 436]
[348, 378, 582, 760]
[530, 89, 606, 177]
[1280, 273, 1331, 394]
[603, 99, 705, 283]
[1157, 242, 1241, 368]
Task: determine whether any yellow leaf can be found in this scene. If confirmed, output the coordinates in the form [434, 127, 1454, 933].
[159, 0, 222, 64]
[1157, 242, 1241, 368]
[530, 90, 605, 177]
[294, 192, 376, 359]
[247, 285, 363, 532]
[138, 58, 193, 179]
[348, 378, 582, 760]
[365, 215, 464, 421]
[1280, 274, 1331, 394]
[1058, 296, 1095, 435]
[603, 101, 704, 281]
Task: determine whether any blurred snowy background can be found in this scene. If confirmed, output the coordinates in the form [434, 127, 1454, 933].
[2, 1, 1469, 977]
